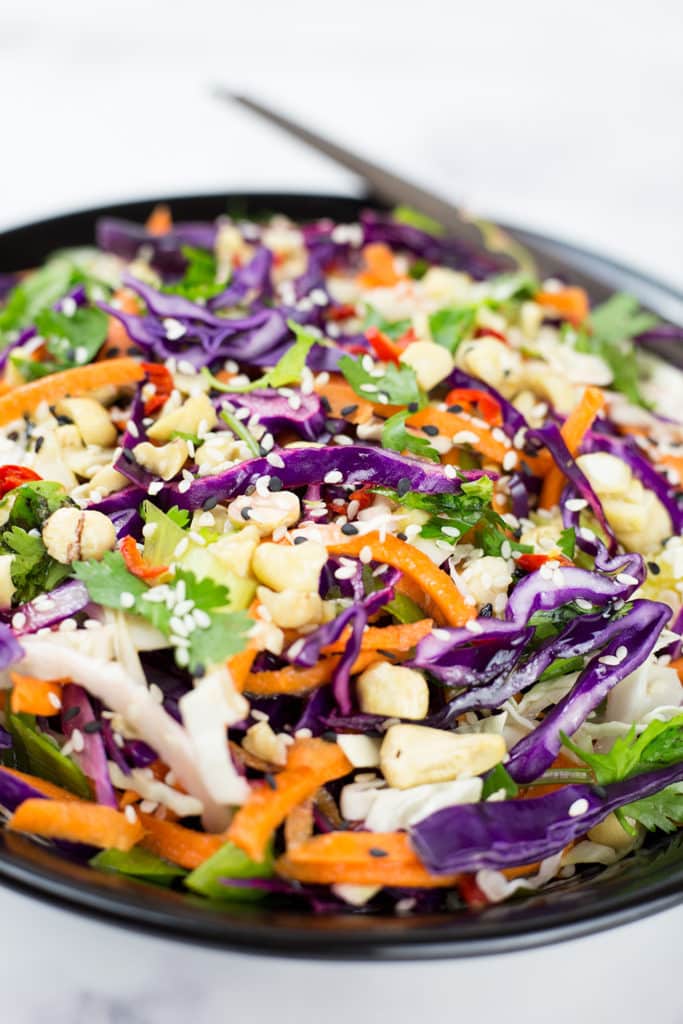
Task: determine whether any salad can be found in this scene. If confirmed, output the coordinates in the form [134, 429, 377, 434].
[0, 202, 682, 915]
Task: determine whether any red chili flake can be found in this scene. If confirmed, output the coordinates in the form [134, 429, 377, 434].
[0, 465, 42, 499]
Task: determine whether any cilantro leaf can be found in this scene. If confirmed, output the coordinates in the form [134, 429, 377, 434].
[165, 506, 190, 529]
[561, 713, 683, 786]
[7, 481, 71, 531]
[163, 246, 222, 302]
[186, 610, 253, 670]
[73, 551, 148, 606]
[482, 763, 519, 801]
[428, 307, 476, 354]
[381, 410, 439, 463]
[205, 320, 320, 394]
[619, 783, 683, 834]
[539, 654, 586, 682]
[487, 272, 538, 304]
[375, 476, 494, 543]
[0, 260, 74, 339]
[338, 353, 423, 407]
[392, 205, 444, 237]
[33, 306, 108, 373]
[362, 305, 412, 341]
[557, 527, 576, 560]
[590, 293, 658, 345]
[0, 526, 70, 604]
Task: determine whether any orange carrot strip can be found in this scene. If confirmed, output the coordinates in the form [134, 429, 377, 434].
[0, 358, 145, 427]
[145, 203, 173, 236]
[227, 646, 259, 694]
[356, 243, 404, 289]
[0, 766, 80, 802]
[228, 739, 352, 861]
[329, 532, 475, 628]
[284, 798, 314, 852]
[407, 406, 549, 474]
[101, 289, 141, 359]
[536, 287, 589, 327]
[668, 657, 683, 683]
[275, 831, 460, 888]
[317, 377, 375, 424]
[323, 618, 433, 656]
[9, 799, 144, 851]
[244, 651, 379, 697]
[9, 673, 65, 716]
[119, 535, 167, 581]
[540, 386, 606, 509]
[138, 813, 224, 868]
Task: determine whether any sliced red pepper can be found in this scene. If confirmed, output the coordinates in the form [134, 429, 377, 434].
[516, 552, 573, 572]
[326, 303, 357, 322]
[142, 362, 174, 416]
[458, 874, 489, 908]
[395, 326, 417, 347]
[444, 387, 503, 427]
[0, 465, 42, 499]
[119, 535, 167, 581]
[365, 326, 402, 365]
[474, 326, 507, 344]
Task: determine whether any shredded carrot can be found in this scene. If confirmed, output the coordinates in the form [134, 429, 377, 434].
[244, 651, 379, 697]
[9, 799, 144, 851]
[669, 656, 683, 684]
[329, 532, 475, 628]
[9, 673, 65, 716]
[139, 813, 224, 868]
[101, 289, 141, 359]
[0, 766, 80, 802]
[323, 618, 433, 655]
[0, 358, 145, 427]
[226, 646, 259, 693]
[539, 385, 606, 509]
[145, 203, 173, 236]
[356, 243, 404, 289]
[536, 287, 590, 327]
[444, 387, 503, 427]
[119, 535, 167, 581]
[316, 377, 375, 424]
[228, 739, 352, 861]
[275, 831, 460, 887]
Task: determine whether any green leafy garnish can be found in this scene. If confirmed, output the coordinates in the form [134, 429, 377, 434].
[20, 306, 109, 379]
[392, 205, 445, 237]
[90, 847, 186, 884]
[362, 306, 411, 341]
[382, 591, 425, 624]
[538, 654, 586, 682]
[376, 476, 495, 545]
[220, 408, 260, 457]
[205, 320, 320, 394]
[185, 840, 274, 901]
[338, 353, 423, 408]
[163, 246, 222, 302]
[570, 293, 658, 408]
[486, 272, 538, 304]
[482, 763, 519, 801]
[557, 527, 576, 560]
[6, 481, 71, 532]
[73, 552, 251, 672]
[0, 525, 70, 605]
[561, 714, 683, 787]
[0, 261, 74, 341]
[7, 712, 91, 798]
[381, 410, 439, 463]
[620, 784, 683, 835]
[428, 307, 476, 354]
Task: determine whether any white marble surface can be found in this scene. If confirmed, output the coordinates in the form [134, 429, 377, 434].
[1, 1, 682, 1020]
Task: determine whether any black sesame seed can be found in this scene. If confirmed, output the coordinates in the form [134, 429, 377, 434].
[421, 424, 439, 437]
[407, 402, 419, 414]
[321, 730, 337, 742]
[397, 476, 411, 498]
[647, 561, 661, 575]
[268, 476, 283, 492]
[397, 532, 407, 541]
[83, 720, 103, 734]
[264, 773, 278, 790]
[341, 523, 359, 535]
[202, 494, 218, 511]
[34, 436, 44, 453]
[56, 414, 73, 426]
[340, 404, 358, 417]
[106, 346, 121, 358]
[240, 507, 252, 521]
[480, 603, 493, 617]
[293, 536, 308, 545]
[320, 395, 332, 413]
[7, 431, 18, 442]
[369, 847, 388, 858]
[63, 706, 81, 722]
[447, 404, 463, 414]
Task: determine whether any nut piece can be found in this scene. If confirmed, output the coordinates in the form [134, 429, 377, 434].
[0, 554, 15, 609]
[242, 721, 287, 766]
[42, 507, 116, 564]
[256, 586, 324, 629]
[132, 439, 189, 481]
[587, 812, 636, 851]
[147, 393, 217, 442]
[336, 734, 381, 768]
[210, 525, 261, 578]
[251, 540, 328, 593]
[576, 453, 632, 496]
[399, 341, 454, 391]
[55, 398, 117, 447]
[380, 724, 506, 790]
[228, 490, 301, 537]
[357, 661, 429, 720]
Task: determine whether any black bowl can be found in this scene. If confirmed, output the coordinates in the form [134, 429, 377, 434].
[1, 192, 682, 959]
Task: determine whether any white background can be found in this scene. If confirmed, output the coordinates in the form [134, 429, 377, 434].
[0, 1, 682, 1021]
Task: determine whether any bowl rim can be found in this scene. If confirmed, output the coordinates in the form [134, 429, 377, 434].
[0, 189, 682, 960]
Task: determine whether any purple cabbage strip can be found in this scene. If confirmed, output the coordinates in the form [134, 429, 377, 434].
[0, 724, 11, 749]
[446, 367, 529, 438]
[96, 217, 217, 277]
[149, 445, 494, 513]
[113, 383, 154, 490]
[209, 246, 273, 310]
[411, 758, 683, 874]
[527, 422, 616, 552]
[0, 579, 90, 636]
[61, 684, 118, 808]
[410, 621, 532, 690]
[0, 622, 23, 670]
[585, 431, 683, 534]
[505, 600, 670, 783]
[101, 718, 131, 776]
[0, 767, 49, 812]
[217, 390, 325, 443]
[122, 273, 227, 327]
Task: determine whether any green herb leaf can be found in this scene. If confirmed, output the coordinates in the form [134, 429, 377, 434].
[557, 527, 576, 560]
[33, 306, 108, 371]
[205, 320, 320, 394]
[428, 307, 476, 354]
[481, 763, 519, 801]
[338, 353, 423, 407]
[185, 840, 274, 901]
[538, 654, 586, 682]
[561, 714, 683, 786]
[392, 205, 444, 237]
[0, 525, 70, 604]
[381, 410, 440, 463]
[382, 592, 425, 624]
[163, 246, 222, 302]
[7, 481, 71, 531]
[361, 306, 412, 341]
[376, 476, 494, 544]
[0, 260, 74, 339]
[619, 783, 683, 834]
[73, 551, 148, 607]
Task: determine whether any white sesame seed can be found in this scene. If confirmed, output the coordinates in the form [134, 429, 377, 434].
[192, 608, 211, 629]
[124, 805, 139, 824]
[120, 592, 136, 609]
[261, 433, 275, 452]
[359, 383, 378, 394]
[174, 538, 189, 558]
[11, 612, 26, 630]
[580, 527, 596, 542]
[598, 653, 621, 666]
[60, 295, 77, 317]
[334, 566, 358, 581]
[142, 522, 158, 538]
[324, 470, 343, 484]
[177, 479, 191, 494]
[288, 638, 305, 660]
[500, 540, 512, 559]
[616, 573, 639, 586]
[568, 798, 589, 818]
[163, 318, 186, 341]
[266, 452, 285, 469]
[465, 619, 484, 634]
[71, 729, 85, 753]
[359, 545, 373, 564]
[575, 598, 593, 611]
[149, 683, 164, 704]
[452, 430, 480, 445]
[147, 480, 164, 496]
[502, 451, 518, 471]
[444, 464, 458, 480]
[565, 498, 588, 512]
[251, 709, 269, 723]
[59, 618, 78, 632]
[47, 691, 62, 710]
[295, 728, 313, 739]
[127, 420, 139, 438]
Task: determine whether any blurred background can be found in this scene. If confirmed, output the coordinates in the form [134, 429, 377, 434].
[1, 0, 681, 285]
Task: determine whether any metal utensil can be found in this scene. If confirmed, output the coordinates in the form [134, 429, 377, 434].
[217, 90, 683, 343]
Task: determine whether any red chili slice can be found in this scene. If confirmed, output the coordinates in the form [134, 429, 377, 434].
[444, 387, 503, 427]
[142, 362, 174, 416]
[119, 535, 167, 581]
[474, 325, 507, 343]
[516, 553, 573, 572]
[0, 465, 42, 499]
[365, 326, 403, 365]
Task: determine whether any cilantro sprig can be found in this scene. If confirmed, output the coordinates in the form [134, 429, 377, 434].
[73, 552, 251, 673]
[338, 353, 424, 408]
[381, 410, 439, 463]
[163, 246, 223, 302]
[13, 306, 108, 380]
